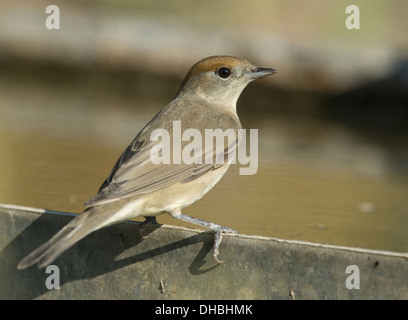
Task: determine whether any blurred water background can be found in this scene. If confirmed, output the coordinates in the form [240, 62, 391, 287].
[1, 0, 407, 252]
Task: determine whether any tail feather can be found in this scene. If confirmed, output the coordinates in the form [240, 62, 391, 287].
[17, 208, 103, 269]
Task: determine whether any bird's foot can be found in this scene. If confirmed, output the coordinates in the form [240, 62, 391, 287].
[212, 226, 237, 264]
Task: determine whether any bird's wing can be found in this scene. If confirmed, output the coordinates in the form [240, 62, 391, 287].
[85, 104, 241, 207]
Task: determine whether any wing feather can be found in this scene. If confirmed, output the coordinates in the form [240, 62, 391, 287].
[85, 100, 241, 207]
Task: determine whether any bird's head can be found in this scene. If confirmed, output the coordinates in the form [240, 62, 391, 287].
[176, 55, 276, 109]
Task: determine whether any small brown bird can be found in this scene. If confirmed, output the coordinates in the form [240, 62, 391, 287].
[18, 55, 276, 269]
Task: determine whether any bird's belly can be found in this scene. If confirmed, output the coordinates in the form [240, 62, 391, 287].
[142, 164, 231, 215]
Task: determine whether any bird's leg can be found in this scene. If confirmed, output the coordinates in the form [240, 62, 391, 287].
[138, 216, 159, 239]
[168, 210, 237, 264]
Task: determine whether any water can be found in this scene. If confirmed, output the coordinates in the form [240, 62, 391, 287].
[1, 64, 407, 253]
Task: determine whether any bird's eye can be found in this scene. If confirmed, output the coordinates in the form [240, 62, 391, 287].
[216, 67, 231, 79]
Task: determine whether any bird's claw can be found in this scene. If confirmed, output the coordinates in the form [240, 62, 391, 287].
[138, 216, 159, 239]
[214, 226, 238, 234]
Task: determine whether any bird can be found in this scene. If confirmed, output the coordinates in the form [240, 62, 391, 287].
[17, 55, 276, 269]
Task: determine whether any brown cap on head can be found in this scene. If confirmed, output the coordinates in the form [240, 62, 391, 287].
[176, 56, 250, 90]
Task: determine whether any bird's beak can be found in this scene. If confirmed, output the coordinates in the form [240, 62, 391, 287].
[245, 67, 277, 79]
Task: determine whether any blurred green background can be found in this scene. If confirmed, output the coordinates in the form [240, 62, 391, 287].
[1, 0, 407, 252]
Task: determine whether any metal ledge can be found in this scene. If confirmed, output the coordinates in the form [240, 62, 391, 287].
[1, 204, 407, 299]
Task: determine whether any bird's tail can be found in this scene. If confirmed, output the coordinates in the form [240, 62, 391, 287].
[17, 208, 104, 269]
